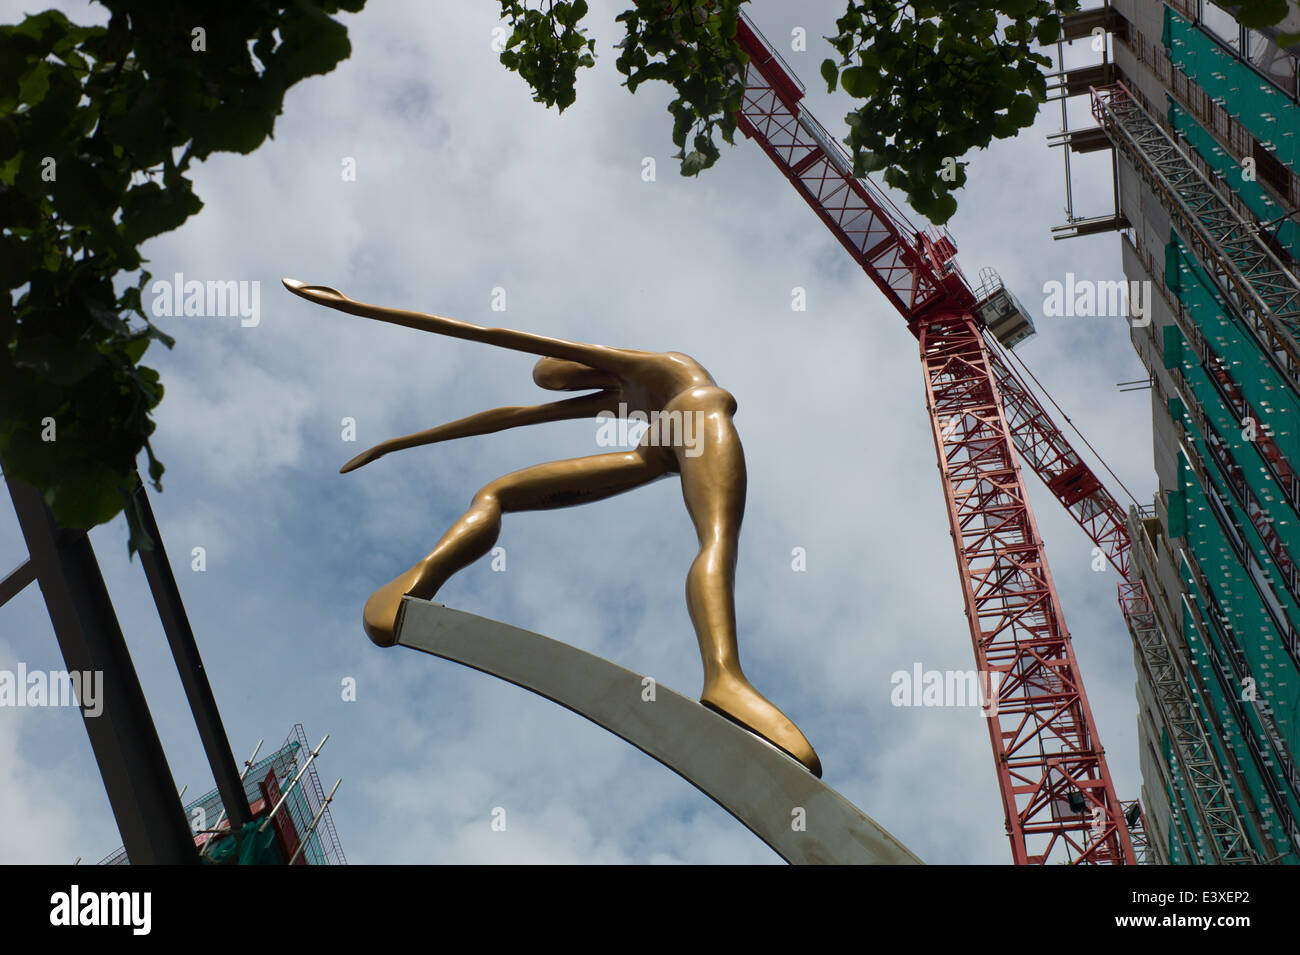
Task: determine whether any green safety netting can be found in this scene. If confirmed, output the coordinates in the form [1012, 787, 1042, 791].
[200, 820, 285, 865]
[1177, 545, 1295, 857]
[1164, 6, 1300, 173]
[1167, 100, 1300, 259]
[1164, 233, 1300, 473]
[1165, 403, 1300, 857]
[1159, 226, 1300, 860]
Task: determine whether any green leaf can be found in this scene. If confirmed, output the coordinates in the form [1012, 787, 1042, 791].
[120, 485, 156, 557]
[120, 180, 204, 244]
[858, 150, 890, 173]
[821, 58, 839, 93]
[931, 192, 958, 224]
[681, 150, 709, 176]
[17, 60, 52, 107]
[1034, 17, 1061, 44]
[14, 336, 103, 384]
[1224, 0, 1288, 28]
[188, 103, 275, 158]
[840, 65, 879, 97]
[43, 465, 131, 531]
[1007, 93, 1039, 128]
[123, 334, 150, 364]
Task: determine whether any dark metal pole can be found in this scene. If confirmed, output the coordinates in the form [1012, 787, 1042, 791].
[6, 477, 199, 863]
[0, 558, 35, 607]
[132, 476, 254, 830]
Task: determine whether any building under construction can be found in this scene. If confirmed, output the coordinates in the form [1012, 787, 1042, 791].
[1063, 0, 1300, 863]
[99, 725, 346, 866]
[5, 462, 346, 865]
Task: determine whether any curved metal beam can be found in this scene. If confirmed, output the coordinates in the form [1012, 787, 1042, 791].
[395, 597, 922, 865]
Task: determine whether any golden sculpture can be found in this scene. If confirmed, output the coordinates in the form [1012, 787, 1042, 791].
[282, 278, 821, 777]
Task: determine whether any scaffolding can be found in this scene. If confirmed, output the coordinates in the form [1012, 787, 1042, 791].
[1118, 573, 1257, 863]
[98, 724, 346, 866]
[1092, 81, 1300, 395]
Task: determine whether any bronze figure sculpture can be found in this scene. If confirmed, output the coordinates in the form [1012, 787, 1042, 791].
[283, 278, 821, 777]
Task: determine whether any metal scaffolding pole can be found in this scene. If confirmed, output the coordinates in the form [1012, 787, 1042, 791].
[5, 476, 199, 864]
[132, 476, 253, 832]
[1093, 82, 1300, 390]
[1118, 567, 1256, 863]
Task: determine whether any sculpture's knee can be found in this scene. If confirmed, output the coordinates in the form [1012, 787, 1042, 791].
[457, 489, 503, 535]
[471, 487, 501, 511]
[688, 546, 720, 581]
[689, 542, 737, 581]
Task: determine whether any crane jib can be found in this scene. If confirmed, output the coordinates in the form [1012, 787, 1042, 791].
[725, 8, 1138, 865]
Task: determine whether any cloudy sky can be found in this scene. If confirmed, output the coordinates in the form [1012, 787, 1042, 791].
[0, 1, 1152, 864]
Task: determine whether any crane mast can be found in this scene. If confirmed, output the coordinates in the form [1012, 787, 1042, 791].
[731, 12, 1136, 864]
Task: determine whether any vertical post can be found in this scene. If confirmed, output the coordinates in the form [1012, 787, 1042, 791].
[6, 477, 198, 864]
[132, 476, 254, 830]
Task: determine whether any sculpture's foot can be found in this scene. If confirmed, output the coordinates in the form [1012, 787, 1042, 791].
[701, 675, 822, 778]
[363, 565, 430, 647]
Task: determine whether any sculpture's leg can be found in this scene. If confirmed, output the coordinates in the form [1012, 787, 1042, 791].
[363, 449, 672, 646]
[677, 413, 822, 777]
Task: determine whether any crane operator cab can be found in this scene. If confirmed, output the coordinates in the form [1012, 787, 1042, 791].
[973, 267, 1037, 350]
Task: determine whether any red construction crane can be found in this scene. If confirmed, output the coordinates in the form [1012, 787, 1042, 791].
[729, 13, 1138, 864]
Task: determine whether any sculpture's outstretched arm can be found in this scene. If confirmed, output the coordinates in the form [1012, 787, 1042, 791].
[340, 390, 622, 473]
[283, 278, 647, 374]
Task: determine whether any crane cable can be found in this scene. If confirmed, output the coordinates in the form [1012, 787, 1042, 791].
[991, 332, 1144, 510]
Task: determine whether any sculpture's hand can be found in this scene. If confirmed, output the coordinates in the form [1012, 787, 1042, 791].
[340, 444, 390, 474]
[283, 278, 348, 305]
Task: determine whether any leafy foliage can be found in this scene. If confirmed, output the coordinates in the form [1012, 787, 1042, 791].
[821, 1, 1080, 224]
[497, 1, 1296, 223]
[1220, 0, 1293, 31]
[612, 0, 748, 176]
[0, 1, 364, 548]
[6, 0, 1295, 546]
[497, 0, 749, 176]
[1215, 1, 1300, 45]
[497, 0, 597, 111]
